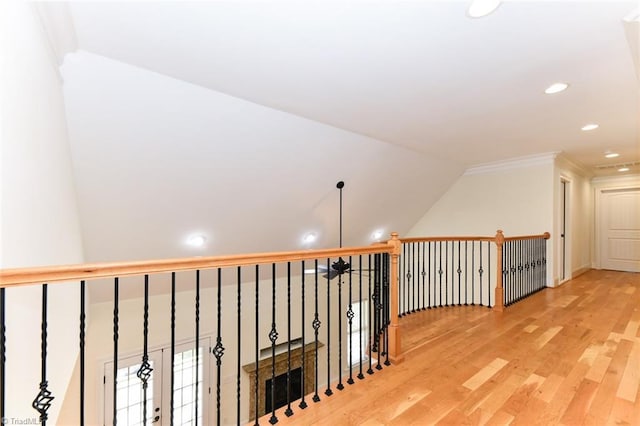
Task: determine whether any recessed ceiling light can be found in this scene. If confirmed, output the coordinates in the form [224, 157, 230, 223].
[605, 152, 620, 159]
[544, 83, 569, 94]
[372, 230, 384, 241]
[581, 124, 599, 131]
[618, 167, 630, 172]
[187, 235, 206, 248]
[302, 232, 317, 244]
[467, 0, 502, 18]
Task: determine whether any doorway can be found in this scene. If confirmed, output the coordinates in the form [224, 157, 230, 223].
[598, 188, 640, 272]
[558, 177, 571, 283]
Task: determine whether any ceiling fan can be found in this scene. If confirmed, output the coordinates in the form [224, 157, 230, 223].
[318, 181, 351, 280]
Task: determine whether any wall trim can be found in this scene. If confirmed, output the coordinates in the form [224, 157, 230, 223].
[464, 152, 559, 176]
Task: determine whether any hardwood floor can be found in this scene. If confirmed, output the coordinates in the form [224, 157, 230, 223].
[263, 269, 639, 425]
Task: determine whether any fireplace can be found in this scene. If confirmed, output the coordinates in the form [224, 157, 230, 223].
[243, 342, 322, 421]
[265, 367, 302, 413]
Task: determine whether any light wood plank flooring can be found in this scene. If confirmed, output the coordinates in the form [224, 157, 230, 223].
[262, 269, 640, 425]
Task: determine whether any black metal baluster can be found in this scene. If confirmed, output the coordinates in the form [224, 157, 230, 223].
[367, 254, 374, 376]
[254, 265, 260, 425]
[487, 241, 491, 308]
[299, 261, 308, 409]
[195, 270, 200, 425]
[401, 244, 405, 316]
[357, 256, 364, 380]
[375, 254, 382, 371]
[237, 267, 242, 424]
[80, 280, 85, 426]
[136, 276, 152, 425]
[518, 240, 523, 302]
[416, 242, 420, 311]
[427, 242, 432, 309]
[325, 258, 332, 397]
[213, 269, 225, 426]
[269, 264, 279, 424]
[312, 259, 321, 403]
[421, 242, 426, 310]
[457, 242, 462, 306]
[0, 287, 4, 422]
[479, 242, 484, 306]
[438, 241, 443, 307]
[471, 243, 475, 305]
[32, 284, 54, 425]
[445, 241, 449, 306]
[170, 272, 175, 426]
[346, 259, 354, 385]
[383, 254, 390, 367]
[411, 243, 417, 312]
[464, 242, 469, 306]
[285, 263, 293, 416]
[113, 279, 119, 425]
[337, 263, 344, 392]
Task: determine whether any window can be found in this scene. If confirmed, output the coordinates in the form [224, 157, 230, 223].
[104, 339, 210, 426]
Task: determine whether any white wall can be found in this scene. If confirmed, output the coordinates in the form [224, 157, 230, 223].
[408, 157, 555, 287]
[0, 2, 84, 423]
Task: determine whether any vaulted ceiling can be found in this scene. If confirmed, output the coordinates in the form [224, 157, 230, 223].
[36, 1, 639, 263]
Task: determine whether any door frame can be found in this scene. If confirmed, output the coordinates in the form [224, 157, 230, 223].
[557, 175, 572, 284]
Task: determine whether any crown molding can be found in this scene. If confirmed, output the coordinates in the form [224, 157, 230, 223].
[464, 152, 559, 176]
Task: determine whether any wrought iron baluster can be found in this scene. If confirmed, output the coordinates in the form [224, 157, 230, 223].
[347, 257, 355, 385]
[479, 242, 484, 306]
[254, 265, 260, 425]
[471, 242, 475, 305]
[383, 254, 390, 367]
[411, 242, 416, 313]
[438, 241, 443, 307]
[421, 242, 426, 310]
[136, 275, 152, 426]
[213, 269, 225, 426]
[195, 270, 200, 425]
[113, 279, 119, 425]
[357, 255, 364, 380]
[367, 254, 374, 376]
[33, 284, 54, 425]
[171, 272, 176, 425]
[401, 243, 406, 315]
[299, 261, 308, 409]
[325, 258, 332, 397]
[236, 267, 242, 424]
[80, 280, 85, 426]
[0, 287, 4, 421]
[445, 241, 449, 306]
[337, 264, 344, 391]
[285, 263, 293, 416]
[375, 254, 383, 371]
[457, 242, 462, 306]
[427, 242, 431, 309]
[487, 241, 491, 308]
[464, 242, 468, 306]
[269, 264, 279, 424]
[312, 259, 321, 403]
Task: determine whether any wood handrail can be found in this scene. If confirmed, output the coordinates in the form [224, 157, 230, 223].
[401, 232, 551, 244]
[504, 232, 551, 242]
[399, 236, 496, 243]
[0, 244, 393, 288]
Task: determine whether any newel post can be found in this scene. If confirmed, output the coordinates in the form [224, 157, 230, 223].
[494, 230, 505, 312]
[387, 233, 404, 363]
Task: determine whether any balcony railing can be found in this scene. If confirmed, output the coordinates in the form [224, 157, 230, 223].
[0, 231, 548, 425]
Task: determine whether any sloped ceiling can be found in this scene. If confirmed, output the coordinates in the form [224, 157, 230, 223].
[38, 1, 639, 263]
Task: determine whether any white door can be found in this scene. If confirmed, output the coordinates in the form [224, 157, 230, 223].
[600, 188, 640, 272]
[104, 338, 210, 425]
